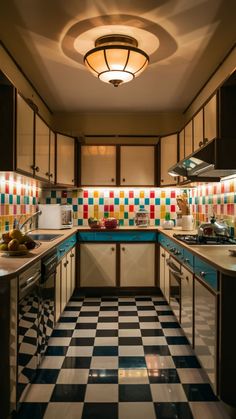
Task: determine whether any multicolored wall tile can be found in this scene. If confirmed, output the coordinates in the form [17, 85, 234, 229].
[41, 188, 180, 226]
[189, 179, 236, 229]
[0, 173, 40, 233]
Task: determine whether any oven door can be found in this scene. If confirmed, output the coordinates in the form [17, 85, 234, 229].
[166, 258, 182, 322]
[39, 271, 55, 357]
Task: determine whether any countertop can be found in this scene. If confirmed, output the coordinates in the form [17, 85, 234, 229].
[0, 227, 78, 279]
[1, 226, 236, 279]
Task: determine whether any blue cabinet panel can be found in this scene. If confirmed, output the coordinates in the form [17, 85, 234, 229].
[183, 249, 194, 272]
[57, 233, 76, 260]
[78, 231, 157, 242]
[194, 257, 218, 291]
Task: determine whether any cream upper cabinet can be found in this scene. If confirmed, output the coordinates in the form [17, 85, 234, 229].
[49, 130, 55, 183]
[120, 243, 155, 287]
[184, 121, 193, 157]
[160, 134, 178, 186]
[81, 145, 116, 186]
[179, 129, 185, 161]
[204, 94, 217, 142]
[35, 114, 50, 181]
[56, 133, 75, 186]
[16, 93, 34, 175]
[80, 243, 116, 287]
[120, 145, 155, 186]
[193, 109, 204, 151]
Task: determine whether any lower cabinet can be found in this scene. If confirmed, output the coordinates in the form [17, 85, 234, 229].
[55, 245, 76, 320]
[80, 243, 116, 287]
[120, 243, 155, 287]
[159, 246, 170, 301]
[79, 242, 156, 287]
[181, 266, 193, 346]
[194, 276, 217, 392]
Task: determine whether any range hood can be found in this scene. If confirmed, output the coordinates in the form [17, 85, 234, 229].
[169, 138, 236, 181]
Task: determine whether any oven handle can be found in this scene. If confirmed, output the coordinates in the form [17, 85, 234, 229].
[166, 258, 183, 278]
[20, 272, 41, 294]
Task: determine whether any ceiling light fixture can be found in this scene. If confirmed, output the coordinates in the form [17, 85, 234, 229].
[84, 34, 149, 87]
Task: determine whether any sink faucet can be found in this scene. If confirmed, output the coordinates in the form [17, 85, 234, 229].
[18, 210, 42, 233]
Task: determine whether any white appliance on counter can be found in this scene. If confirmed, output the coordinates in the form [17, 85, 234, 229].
[38, 204, 73, 229]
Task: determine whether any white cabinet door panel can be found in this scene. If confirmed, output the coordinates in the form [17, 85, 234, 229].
[120, 146, 155, 185]
[204, 94, 217, 141]
[120, 243, 155, 287]
[16, 94, 34, 174]
[35, 114, 50, 180]
[193, 109, 203, 152]
[57, 134, 75, 185]
[160, 134, 177, 185]
[80, 244, 116, 287]
[81, 145, 116, 185]
[184, 121, 193, 157]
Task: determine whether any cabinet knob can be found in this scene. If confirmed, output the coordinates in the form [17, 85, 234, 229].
[161, 179, 164, 183]
[122, 247, 125, 251]
[49, 173, 53, 178]
[122, 178, 125, 182]
[161, 253, 165, 257]
[72, 179, 74, 183]
[111, 178, 115, 182]
[111, 247, 115, 251]
[35, 166, 40, 172]
[63, 262, 67, 267]
[184, 258, 190, 263]
[70, 253, 74, 258]
[45, 172, 50, 177]
[200, 271, 206, 277]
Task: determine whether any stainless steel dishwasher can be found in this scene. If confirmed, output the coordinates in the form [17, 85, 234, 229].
[17, 261, 41, 402]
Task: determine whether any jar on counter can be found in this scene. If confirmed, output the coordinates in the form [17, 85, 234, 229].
[134, 206, 150, 228]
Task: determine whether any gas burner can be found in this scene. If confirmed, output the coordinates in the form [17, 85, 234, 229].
[173, 233, 236, 245]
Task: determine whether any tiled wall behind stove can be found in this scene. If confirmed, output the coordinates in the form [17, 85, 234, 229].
[41, 188, 180, 226]
[0, 174, 40, 233]
[189, 179, 236, 226]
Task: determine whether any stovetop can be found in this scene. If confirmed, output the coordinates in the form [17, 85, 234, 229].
[173, 233, 236, 245]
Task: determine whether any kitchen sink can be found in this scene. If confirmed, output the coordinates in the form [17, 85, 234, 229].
[28, 233, 63, 241]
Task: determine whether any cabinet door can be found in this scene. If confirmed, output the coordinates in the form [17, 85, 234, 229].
[159, 246, 166, 295]
[164, 251, 170, 302]
[120, 146, 155, 186]
[80, 244, 116, 287]
[193, 109, 203, 151]
[81, 145, 116, 185]
[49, 130, 55, 183]
[35, 114, 50, 180]
[120, 243, 155, 287]
[184, 121, 193, 157]
[179, 129, 185, 161]
[204, 94, 217, 142]
[16, 94, 34, 175]
[160, 134, 178, 186]
[56, 134, 75, 186]
[181, 266, 193, 345]
[61, 255, 67, 313]
[70, 247, 76, 296]
[55, 264, 61, 322]
[194, 277, 217, 391]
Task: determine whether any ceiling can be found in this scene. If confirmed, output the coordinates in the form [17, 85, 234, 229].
[0, 0, 236, 113]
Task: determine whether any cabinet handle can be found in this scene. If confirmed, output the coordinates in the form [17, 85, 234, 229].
[122, 247, 125, 251]
[122, 178, 125, 182]
[161, 253, 165, 257]
[60, 248, 66, 252]
[70, 253, 75, 258]
[111, 178, 115, 182]
[184, 258, 190, 263]
[45, 172, 50, 177]
[186, 276, 189, 281]
[49, 173, 53, 178]
[72, 179, 74, 183]
[35, 166, 40, 172]
[199, 141, 203, 147]
[111, 247, 115, 251]
[161, 179, 164, 183]
[200, 271, 206, 277]
[63, 262, 67, 267]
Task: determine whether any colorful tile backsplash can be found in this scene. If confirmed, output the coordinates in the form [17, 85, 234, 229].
[0, 173, 40, 233]
[41, 188, 180, 226]
[189, 179, 236, 227]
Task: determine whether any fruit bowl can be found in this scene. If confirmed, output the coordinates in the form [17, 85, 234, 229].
[88, 217, 101, 229]
[104, 218, 118, 229]
[0, 249, 29, 256]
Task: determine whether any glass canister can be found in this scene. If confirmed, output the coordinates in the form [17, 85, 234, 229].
[134, 206, 150, 228]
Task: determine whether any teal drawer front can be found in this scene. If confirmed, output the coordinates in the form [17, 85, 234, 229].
[194, 257, 218, 291]
[183, 249, 194, 272]
[78, 231, 157, 242]
[57, 234, 76, 260]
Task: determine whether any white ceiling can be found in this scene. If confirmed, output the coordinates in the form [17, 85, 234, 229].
[0, 0, 236, 113]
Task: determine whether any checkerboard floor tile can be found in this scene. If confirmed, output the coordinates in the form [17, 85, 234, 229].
[18, 294, 231, 419]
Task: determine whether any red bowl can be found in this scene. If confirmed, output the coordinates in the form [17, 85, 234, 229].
[104, 219, 118, 229]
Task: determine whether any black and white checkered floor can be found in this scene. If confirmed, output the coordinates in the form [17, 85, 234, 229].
[18, 295, 230, 419]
